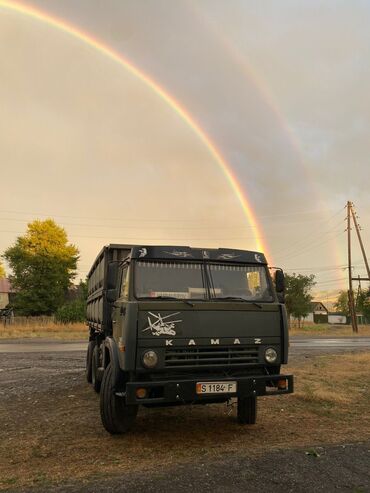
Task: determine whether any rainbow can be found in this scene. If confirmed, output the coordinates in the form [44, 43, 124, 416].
[0, 0, 270, 259]
[191, 4, 346, 282]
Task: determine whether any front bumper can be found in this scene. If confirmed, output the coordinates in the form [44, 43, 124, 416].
[124, 374, 293, 405]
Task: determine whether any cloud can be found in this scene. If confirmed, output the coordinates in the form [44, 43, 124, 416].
[2, 0, 370, 291]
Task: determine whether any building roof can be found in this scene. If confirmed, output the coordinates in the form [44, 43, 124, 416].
[0, 278, 12, 293]
[310, 301, 328, 312]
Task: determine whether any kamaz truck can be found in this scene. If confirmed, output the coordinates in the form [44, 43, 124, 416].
[86, 244, 293, 434]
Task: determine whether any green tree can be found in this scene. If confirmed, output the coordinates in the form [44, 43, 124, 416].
[334, 290, 350, 316]
[285, 273, 316, 328]
[334, 288, 370, 318]
[55, 279, 87, 324]
[361, 291, 370, 322]
[0, 261, 5, 278]
[355, 287, 370, 322]
[3, 219, 79, 315]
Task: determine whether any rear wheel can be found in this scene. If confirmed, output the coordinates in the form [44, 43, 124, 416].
[100, 363, 138, 434]
[86, 340, 96, 383]
[91, 345, 102, 393]
[237, 396, 257, 424]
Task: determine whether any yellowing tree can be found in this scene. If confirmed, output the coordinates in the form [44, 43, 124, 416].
[0, 261, 5, 278]
[4, 219, 79, 315]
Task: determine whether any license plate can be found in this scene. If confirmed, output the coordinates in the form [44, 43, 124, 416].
[196, 381, 237, 394]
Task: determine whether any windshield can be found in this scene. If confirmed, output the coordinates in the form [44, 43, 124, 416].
[135, 261, 207, 299]
[135, 261, 273, 302]
[208, 264, 273, 301]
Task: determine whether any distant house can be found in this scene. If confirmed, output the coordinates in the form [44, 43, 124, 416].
[303, 301, 329, 323]
[0, 278, 12, 309]
[328, 312, 368, 325]
[301, 300, 367, 326]
[328, 312, 347, 325]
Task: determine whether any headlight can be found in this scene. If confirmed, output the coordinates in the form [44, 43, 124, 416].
[264, 347, 278, 364]
[142, 350, 159, 368]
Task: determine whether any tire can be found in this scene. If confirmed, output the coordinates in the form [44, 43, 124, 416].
[91, 345, 102, 393]
[100, 363, 138, 434]
[86, 340, 96, 383]
[237, 396, 257, 424]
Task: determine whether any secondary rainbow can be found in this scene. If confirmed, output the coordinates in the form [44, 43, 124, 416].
[0, 0, 270, 260]
[189, 2, 346, 283]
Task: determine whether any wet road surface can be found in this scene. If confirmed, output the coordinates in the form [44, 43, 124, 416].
[1, 337, 370, 354]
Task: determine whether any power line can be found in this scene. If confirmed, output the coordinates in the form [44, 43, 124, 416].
[273, 228, 344, 262]
[0, 229, 265, 241]
[314, 277, 348, 285]
[271, 209, 345, 258]
[0, 216, 280, 233]
[283, 260, 366, 273]
[0, 207, 344, 223]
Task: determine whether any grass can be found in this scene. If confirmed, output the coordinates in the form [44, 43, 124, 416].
[0, 321, 87, 340]
[290, 323, 370, 337]
[0, 351, 370, 490]
[2, 320, 370, 341]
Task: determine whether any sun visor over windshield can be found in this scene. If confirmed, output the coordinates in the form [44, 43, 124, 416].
[131, 246, 267, 264]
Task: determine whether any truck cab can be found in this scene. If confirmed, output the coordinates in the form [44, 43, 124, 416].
[86, 245, 293, 434]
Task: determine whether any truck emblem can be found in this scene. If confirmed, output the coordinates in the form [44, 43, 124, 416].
[218, 253, 240, 260]
[254, 254, 263, 263]
[164, 250, 193, 258]
[143, 312, 182, 337]
[202, 250, 210, 259]
[138, 247, 147, 258]
[254, 338, 262, 344]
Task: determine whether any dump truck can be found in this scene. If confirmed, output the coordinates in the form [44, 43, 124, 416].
[86, 244, 293, 434]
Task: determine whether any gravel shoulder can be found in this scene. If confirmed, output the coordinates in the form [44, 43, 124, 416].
[12, 442, 370, 493]
[1, 345, 370, 492]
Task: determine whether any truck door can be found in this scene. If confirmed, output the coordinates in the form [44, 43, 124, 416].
[112, 264, 130, 341]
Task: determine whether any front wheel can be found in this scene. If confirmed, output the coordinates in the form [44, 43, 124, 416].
[100, 363, 138, 434]
[237, 396, 257, 424]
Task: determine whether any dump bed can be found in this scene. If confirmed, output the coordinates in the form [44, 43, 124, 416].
[86, 244, 132, 333]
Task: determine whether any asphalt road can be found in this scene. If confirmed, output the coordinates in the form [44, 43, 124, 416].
[1, 337, 370, 353]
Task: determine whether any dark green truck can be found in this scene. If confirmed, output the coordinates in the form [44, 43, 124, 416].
[86, 244, 293, 434]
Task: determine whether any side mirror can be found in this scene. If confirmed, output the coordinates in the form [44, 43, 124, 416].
[275, 270, 285, 294]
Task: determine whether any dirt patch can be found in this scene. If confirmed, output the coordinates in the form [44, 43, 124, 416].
[0, 351, 369, 491]
[13, 442, 370, 493]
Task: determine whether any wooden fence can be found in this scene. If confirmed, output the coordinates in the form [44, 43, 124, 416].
[1, 315, 56, 327]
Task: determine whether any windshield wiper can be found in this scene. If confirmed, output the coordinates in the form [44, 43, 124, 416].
[213, 296, 263, 309]
[138, 296, 195, 307]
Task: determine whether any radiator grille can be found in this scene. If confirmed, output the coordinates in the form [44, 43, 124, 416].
[165, 346, 259, 368]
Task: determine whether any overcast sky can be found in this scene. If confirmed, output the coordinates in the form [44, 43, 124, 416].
[1, 0, 370, 300]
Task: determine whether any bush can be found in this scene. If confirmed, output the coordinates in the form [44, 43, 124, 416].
[55, 299, 86, 324]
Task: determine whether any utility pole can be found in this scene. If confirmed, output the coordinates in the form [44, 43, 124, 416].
[350, 206, 370, 281]
[347, 201, 358, 333]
